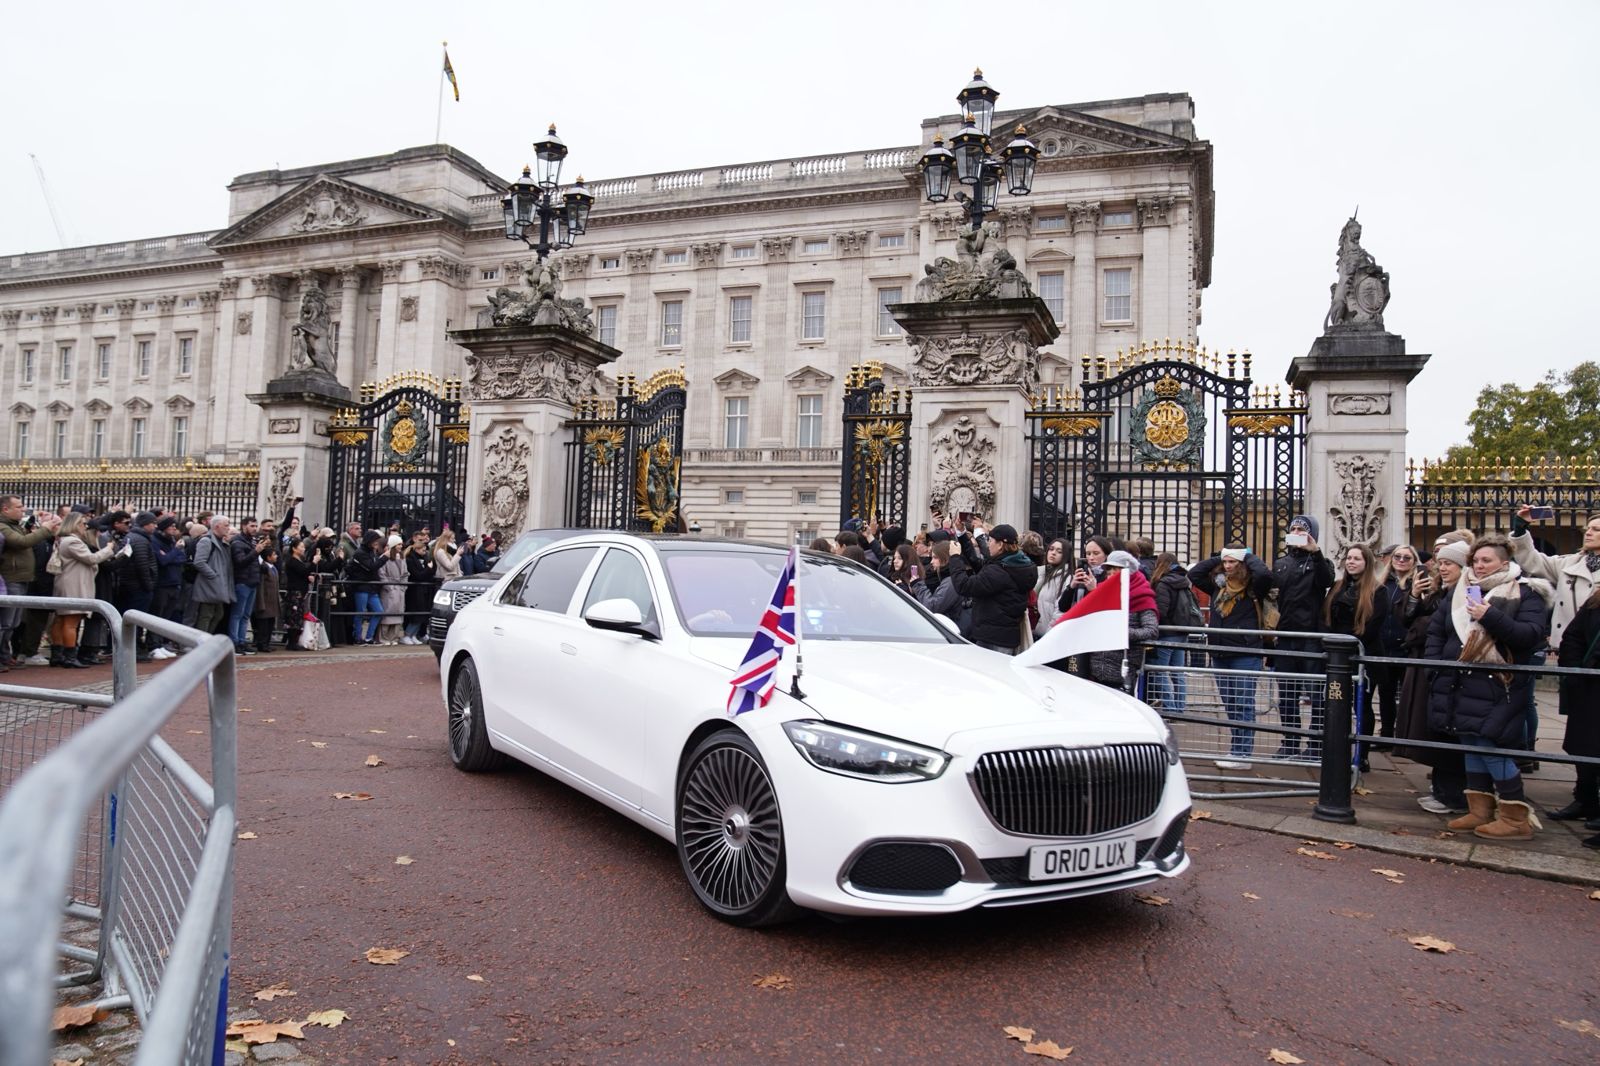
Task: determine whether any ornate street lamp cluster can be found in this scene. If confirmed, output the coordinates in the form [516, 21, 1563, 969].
[501, 124, 594, 262]
[918, 69, 1039, 227]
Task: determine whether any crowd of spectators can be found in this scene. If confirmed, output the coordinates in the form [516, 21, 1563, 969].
[0, 493, 500, 671]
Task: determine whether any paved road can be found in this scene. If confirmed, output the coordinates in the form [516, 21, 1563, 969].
[156, 651, 1598, 1065]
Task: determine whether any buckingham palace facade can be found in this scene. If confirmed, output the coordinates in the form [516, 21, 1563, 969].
[0, 92, 1213, 542]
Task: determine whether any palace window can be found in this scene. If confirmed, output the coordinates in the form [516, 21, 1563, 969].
[723, 396, 749, 448]
[596, 305, 617, 347]
[1103, 209, 1134, 228]
[172, 415, 189, 456]
[136, 339, 152, 377]
[182, 296, 198, 309]
[724, 489, 745, 504]
[131, 418, 147, 457]
[96, 342, 112, 380]
[663, 249, 688, 265]
[878, 232, 906, 248]
[797, 394, 823, 448]
[480, 268, 499, 281]
[802, 238, 830, 254]
[729, 295, 753, 343]
[140, 301, 153, 312]
[1104, 268, 1133, 322]
[731, 245, 757, 260]
[14, 421, 30, 459]
[52, 420, 66, 459]
[600, 256, 621, 270]
[797, 490, 818, 506]
[57, 345, 72, 382]
[876, 287, 903, 336]
[178, 336, 194, 375]
[721, 521, 746, 538]
[659, 300, 683, 346]
[91, 419, 105, 458]
[21, 348, 34, 384]
[1038, 272, 1065, 322]
[793, 527, 818, 545]
[801, 292, 826, 341]
[1035, 215, 1067, 232]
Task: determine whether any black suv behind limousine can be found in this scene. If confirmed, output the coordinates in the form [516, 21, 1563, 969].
[427, 529, 586, 659]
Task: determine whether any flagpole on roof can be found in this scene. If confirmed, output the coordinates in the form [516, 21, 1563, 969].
[789, 545, 806, 700]
[435, 41, 447, 144]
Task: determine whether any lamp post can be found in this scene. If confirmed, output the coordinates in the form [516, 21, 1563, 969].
[918, 69, 1039, 229]
[501, 124, 594, 262]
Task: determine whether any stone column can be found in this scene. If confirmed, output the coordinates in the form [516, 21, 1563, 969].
[194, 288, 220, 456]
[1137, 198, 1174, 341]
[226, 274, 287, 453]
[447, 324, 621, 535]
[246, 386, 350, 530]
[891, 298, 1060, 529]
[336, 265, 366, 396]
[0, 310, 19, 391]
[375, 259, 406, 381]
[112, 300, 135, 452]
[206, 279, 243, 461]
[1067, 202, 1100, 358]
[1289, 331, 1430, 558]
[415, 256, 462, 380]
[74, 302, 99, 454]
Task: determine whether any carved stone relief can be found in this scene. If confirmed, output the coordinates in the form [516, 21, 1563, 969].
[39, 306, 58, 323]
[379, 259, 406, 282]
[479, 426, 532, 539]
[1068, 202, 1101, 234]
[833, 230, 870, 256]
[236, 312, 253, 335]
[624, 248, 656, 272]
[915, 221, 1032, 302]
[1137, 197, 1173, 228]
[1328, 453, 1386, 556]
[1, 309, 20, 328]
[909, 327, 1039, 388]
[690, 241, 724, 267]
[218, 277, 242, 297]
[268, 417, 302, 435]
[116, 298, 136, 316]
[760, 236, 793, 262]
[463, 350, 602, 406]
[156, 294, 178, 314]
[264, 459, 298, 520]
[928, 413, 998, 518]
[293, 186, 365, 232]
[1328, 393, 1391, 416]
[399, 296, 418, 323]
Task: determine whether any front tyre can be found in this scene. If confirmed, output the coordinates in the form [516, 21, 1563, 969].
[447, 658, 509, 772]
[676, 730, 801, 927]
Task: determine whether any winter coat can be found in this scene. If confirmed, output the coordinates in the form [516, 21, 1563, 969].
[154, 532, 187, 589]
[1424, 569, 1552, 745]
[0, 516, 55, 586]
[190, 533, 235, 605]
[1034, 566, 1072, 637]
[1393, 583, 1463, 771]
[344, 548, 383, 595]
[1152, 566, 1200, 627]
[284, 554, 315, 594]
[1324, 577, 1392, 655]
[946, 549, 1037, 650]
[231, 533, 262, 588]
[124, 528, 159, 594]
[910, 569, 963, 624]
[253, 561, 281, 620]
[404, 548, 437, 616]
[50, 534, 117, 606]
[434, 544, 463, 582]
[1509, 531, 1599, 652]
[1272, 551, 1335, 634]
[1190, 554, 1275, 650]
[1088, 608, 1161, 691]
[1556, 598, 1600, 758]
[378, 556, 408, 624]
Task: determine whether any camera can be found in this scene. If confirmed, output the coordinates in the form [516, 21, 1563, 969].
[22, 512, 37, 532]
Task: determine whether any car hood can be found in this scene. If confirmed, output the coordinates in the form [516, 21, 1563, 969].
[686, 638, 1164, 750]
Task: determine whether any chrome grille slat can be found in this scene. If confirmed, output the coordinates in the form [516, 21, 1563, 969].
[971, 744, 1167, 838]
[452, 588, 488, 612]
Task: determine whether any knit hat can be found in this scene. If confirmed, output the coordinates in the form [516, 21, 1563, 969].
[927, 529, 952, 544]
[988, 523, 1019, 544]
[1105, 550, 1140, 570]
[156, 516, 179, 532]
[133, 511, 158, 528]
[1435, 541, 1471, 568]
[387, 534, 403, 548]
[1220, 547, 1250, 562]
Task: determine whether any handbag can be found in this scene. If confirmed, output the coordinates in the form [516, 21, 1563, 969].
[46, 548, 65, 576]
[298, 614, 329, 651]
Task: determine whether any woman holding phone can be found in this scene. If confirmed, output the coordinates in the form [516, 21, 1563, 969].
[1396, 535, 1472, 814]
[1423, 537, 1553, 839]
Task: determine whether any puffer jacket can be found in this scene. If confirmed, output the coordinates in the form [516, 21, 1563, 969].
[1088, 608, 1161, 691]
[124, 527, 158, 594]
[0, 517, 55, 586]
[1509, 530, 1598, 652]
[946, 548, 1036, 649]
[1424, 573, 1551, 745]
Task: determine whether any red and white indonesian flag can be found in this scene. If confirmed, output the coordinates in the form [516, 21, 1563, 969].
[1014, 569, 1129, 667]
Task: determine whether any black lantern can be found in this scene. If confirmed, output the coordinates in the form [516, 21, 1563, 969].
[503, 166, 538, 238]
[562, 176, 594, 236]
[949, 118, 986, 186]
[533, 123, 568, 189]
[956, 68, 999, 137]
[1000, 125, 1039, 195]
[976, 164, 1000, 213]
[918, 135, 954, 202]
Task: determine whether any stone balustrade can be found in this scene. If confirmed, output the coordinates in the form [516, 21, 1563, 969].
[0, 231, 220, 279]
[687, 447, 840, 464]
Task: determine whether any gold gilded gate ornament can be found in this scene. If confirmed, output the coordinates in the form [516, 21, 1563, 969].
[1144, 401, 1190, 450]
[634, 435, 681, 532]
[1129, 375, 1206, 467]
[383, 398, 430, 469]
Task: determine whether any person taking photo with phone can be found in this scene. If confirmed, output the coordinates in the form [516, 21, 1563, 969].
[1271, 515, 1335, 758]
[945, 522, 1035, 655]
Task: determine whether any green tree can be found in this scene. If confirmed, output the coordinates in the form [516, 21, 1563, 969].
[1443, 361, 1600, 464]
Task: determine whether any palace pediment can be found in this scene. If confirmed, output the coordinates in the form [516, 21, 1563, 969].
[210, 176, 441, 248]
[1004, 107, 1188, 158]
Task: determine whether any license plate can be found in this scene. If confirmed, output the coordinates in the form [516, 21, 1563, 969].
[1027, 835, 1138, 881]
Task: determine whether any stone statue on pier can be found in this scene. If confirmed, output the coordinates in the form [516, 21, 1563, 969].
[288, 282, 337, 376]
[1324, 214, 1391, 332]
[915, 220, 1033, 302]
[487, 257, 595, 335]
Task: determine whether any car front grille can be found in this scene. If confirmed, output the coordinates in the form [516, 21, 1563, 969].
[451, 588, 488, 612]
[428, 617, 450, 640]
[971, 743, 1168, 838]
[847, 843, 964, 892]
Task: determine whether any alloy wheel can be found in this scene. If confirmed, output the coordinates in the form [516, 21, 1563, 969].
[679, 745, 783, 912]
[448, 667, 475, 761]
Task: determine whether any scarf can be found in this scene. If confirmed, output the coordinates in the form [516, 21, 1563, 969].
[1451, 562, 1554, 673]
[1586, 551, 1600, 574]
[1212, 569, 1251, 618]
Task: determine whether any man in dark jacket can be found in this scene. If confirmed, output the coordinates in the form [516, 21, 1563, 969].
[1270, 514, 1336, 758]
[946, 523, 1035, 654]
[229, 517, 263, 653]
[77, 510, 132, 665]
[0, 495, 61, 670]
[120, 512, 161, 661]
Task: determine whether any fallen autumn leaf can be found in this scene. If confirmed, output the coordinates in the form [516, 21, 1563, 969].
[50, 1005, 108, 1031]
[1296, 847, 1337, 860]
[1242, 892, 1262, 901]
[1330, 908, 1374, 919]
[1266, 1050, 1306, 1064]
[1371, 868, 1404, 879]
[466, 974, 486, 983]
[236, 831, 258, 841]
[368, 729, 387, 734]
[1023, 1038, 1073, 1059]
[394, 855, 415, 865]
[1003, 1026, 1036, 1042]
[1189, 810, 1212, 821]
[252, 982, 295, 1001]
[333, 792, 373, 801]
[1133, 892, 1171, 906]
[1556, 1018, 1599, 1038]
[225, 1019, 305, 1045]
[752, 973, 793, 990]
[1589, 891, 1600, 901]
[304, 1009, 348, 1028]
[1354, 786, 1373, 796]
[364, 755, 384, 767]
[1333, 841, 1356, 849]
[1408, 934, 1456, 954]
[310, 741, 328, 749]
[364, 947, 409, 965]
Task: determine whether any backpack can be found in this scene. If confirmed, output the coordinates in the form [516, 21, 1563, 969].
[1254, 588, 1282, 645]
[1167, 586, 1205, 630]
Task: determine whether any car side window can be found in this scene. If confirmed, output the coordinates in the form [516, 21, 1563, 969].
[515, 547, 599, 613]
[499, 560, 536, 605]
[581, 548, 657, 624]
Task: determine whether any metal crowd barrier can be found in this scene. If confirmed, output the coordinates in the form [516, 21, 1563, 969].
[0, 600, 237, 1066]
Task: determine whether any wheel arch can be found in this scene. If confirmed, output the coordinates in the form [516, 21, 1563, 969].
[675, 718, 751, 799]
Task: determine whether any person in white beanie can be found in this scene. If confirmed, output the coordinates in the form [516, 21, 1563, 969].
[1395, 534, 1473, 814]
[377, 534, 408, 646]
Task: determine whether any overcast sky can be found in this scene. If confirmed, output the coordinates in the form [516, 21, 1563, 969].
[5, 0, 1595, 460]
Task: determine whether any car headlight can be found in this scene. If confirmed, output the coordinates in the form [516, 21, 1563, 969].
[782, 720, 949, 784]
[432, 589, 453, 607]
[1164, 724, 1181, 766]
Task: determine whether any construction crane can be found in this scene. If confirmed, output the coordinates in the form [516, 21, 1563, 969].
[29, 154, 69, 246]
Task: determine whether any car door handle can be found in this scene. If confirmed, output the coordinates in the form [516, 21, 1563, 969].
[561, 643, 577, 656]
[492, 626, 505, 637]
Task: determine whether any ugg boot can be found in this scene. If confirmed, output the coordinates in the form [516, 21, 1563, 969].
[1475, 798, 1539, 840]
[1447, 790, 1496, 831]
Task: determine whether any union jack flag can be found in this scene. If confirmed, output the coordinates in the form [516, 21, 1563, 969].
[727, 547, 799, 715]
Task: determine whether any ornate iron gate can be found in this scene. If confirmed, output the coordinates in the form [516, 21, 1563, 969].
[1027, 341, 1306, 560]
[564, 368, 688, 531]
[325, 371, 470, 535]
[839, 362, 912, 531]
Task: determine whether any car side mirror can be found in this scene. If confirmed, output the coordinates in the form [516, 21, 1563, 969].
[584, 598, 657, 639]
[932, 614, 962, 637]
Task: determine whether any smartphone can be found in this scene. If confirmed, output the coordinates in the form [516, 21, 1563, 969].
[1466, 585, 1484, 606]
[1528, 505, 1555, 520]
[958, 511, 974, 524]
[910, 565, 920, 580]
[1286, 532, 1309, 547]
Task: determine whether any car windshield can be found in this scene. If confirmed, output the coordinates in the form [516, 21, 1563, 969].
[662, 549, 954, 643]
[491, 532, 571, 574]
